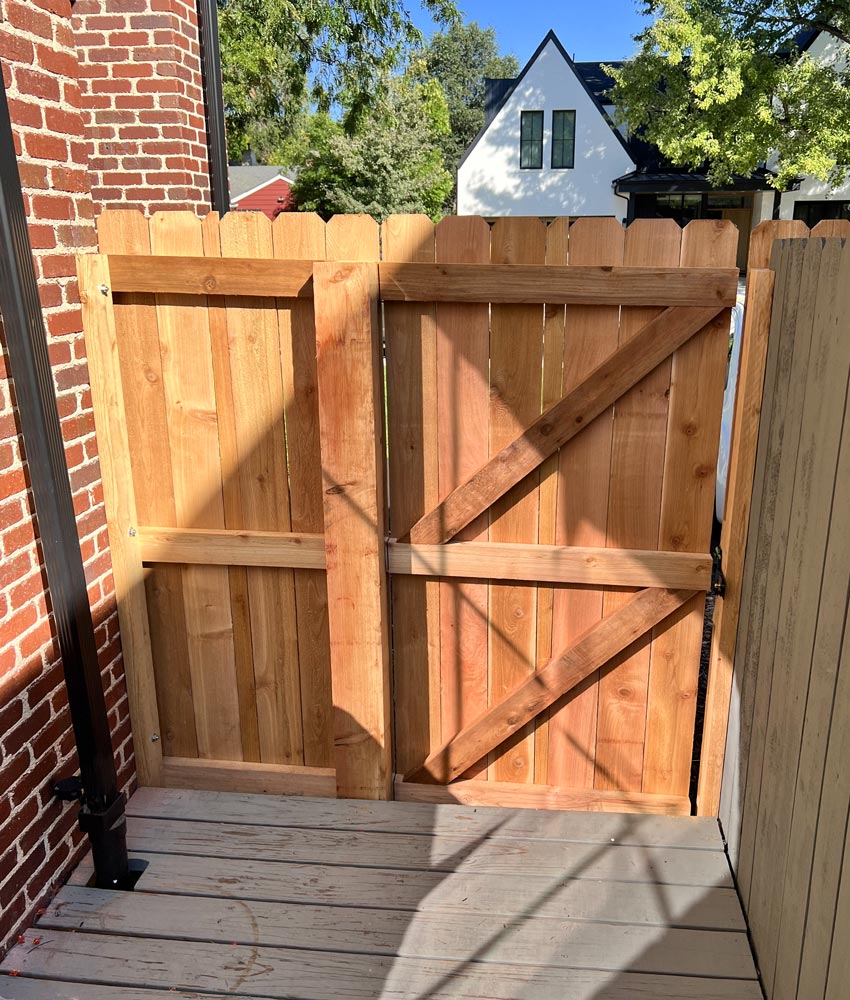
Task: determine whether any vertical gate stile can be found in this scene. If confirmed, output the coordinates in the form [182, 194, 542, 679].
[77, 251, 163, 787]
[314, 258, 393, 800]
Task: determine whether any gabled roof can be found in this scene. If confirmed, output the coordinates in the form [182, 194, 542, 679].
[229, 165, 294, 202]
[458, 29, 633, 169]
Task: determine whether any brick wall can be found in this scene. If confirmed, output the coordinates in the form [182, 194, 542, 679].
[72, 0, 212, 212]
[0, 0, 213, 958]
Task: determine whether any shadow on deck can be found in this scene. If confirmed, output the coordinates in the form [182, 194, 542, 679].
[0, 789, 760, 999]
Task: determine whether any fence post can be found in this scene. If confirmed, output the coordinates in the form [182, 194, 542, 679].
[314, 261, 393, 799]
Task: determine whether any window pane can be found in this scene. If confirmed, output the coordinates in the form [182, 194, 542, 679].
[520, 111, 543, 169]
[552, 110, 575, 169]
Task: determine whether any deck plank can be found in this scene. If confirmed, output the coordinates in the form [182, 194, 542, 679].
[122, 815, 732, 886]
[70, 852, 746, 930]
[40, 885, 756, 979]
[126, 787, 724, 848]
[0, 930, 762, 999]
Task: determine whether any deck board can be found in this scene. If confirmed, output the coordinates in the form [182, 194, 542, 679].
[41, 885, 755, 979]
[2, 788, 758, 999]
[127, 787, 724, 848]
[123, 815, 732, 885]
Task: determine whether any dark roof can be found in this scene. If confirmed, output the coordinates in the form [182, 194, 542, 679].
[614, 167, 776, 193]
[574, 62, 622, 102]
[458, 29, 633, 169]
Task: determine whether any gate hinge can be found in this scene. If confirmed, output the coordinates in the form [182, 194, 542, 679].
[711, 545, 726, 598]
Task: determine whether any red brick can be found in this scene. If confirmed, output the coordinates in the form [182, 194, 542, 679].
[0, 30, 34, 63]
[14, 67, 61, 103]
[34, 44, 79, 80]
[17, 162, 49, 190]
[43, 106, 82, 137]
[24, 133, 69, 163]
[7, 97, 43, 130]
[5, 1, 53, 40]
[27, 224, 57, 250]
[29, 194, 75, 222]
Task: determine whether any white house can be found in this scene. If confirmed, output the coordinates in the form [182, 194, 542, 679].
[458, 29, 850, 266]
[458, 32, 635, 221]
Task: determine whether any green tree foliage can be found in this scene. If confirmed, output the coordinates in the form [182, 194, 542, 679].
[609, 2, 850, 189]
[291, 75, 454, 221]
[217, 0, 458, 162]
[420, 22, 520, 176]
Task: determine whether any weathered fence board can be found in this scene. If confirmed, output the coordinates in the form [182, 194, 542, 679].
[720, 233, 850, 1000]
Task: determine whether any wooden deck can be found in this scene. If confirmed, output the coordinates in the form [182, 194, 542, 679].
[1, 789, 760, 998]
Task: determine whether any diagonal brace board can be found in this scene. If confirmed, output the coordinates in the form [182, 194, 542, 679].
[405, 587, 697, 784]
[408, 305, 724, 545]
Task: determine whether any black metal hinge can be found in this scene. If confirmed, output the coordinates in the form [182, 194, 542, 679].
[711, 545, 726, 598]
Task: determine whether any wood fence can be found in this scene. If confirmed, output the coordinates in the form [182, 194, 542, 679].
[717, 229, 850, 1000]
[79, 209, 760, 815]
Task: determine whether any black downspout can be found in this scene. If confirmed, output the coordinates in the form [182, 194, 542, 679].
[197, 0, 230, 214]
[0, 71, 129, 888]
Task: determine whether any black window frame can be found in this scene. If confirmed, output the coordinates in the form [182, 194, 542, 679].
[520, 110, 544, 170]
[551, 110, 576, 169]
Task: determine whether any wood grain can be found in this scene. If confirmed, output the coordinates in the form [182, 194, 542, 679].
[274, 213, 333, 768]
[643, 221, 737, 798]
[314, 258, 392, 799]
[219, 212, 303, 765]
[77, 253, 163, 786]
[596, 219, 681, 793]
[379, 261, 738, 306]
[409, 303, 723, 546]
[434, 215, 491, 780]
[409, 588, 695, 786]
[697, 268, 775, 816]
[383, 215, 440, 774]
[150, 211, 241, 761]
[487, 217, 546, 782]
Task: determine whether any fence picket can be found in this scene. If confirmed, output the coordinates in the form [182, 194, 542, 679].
[149, 211, 242, 761]
[383, 215, 440, 774]
[96, 211, 198, 762]
[596, 219, 681, 792]
[218, 212, 303, 765]
[534, 217, 570, 784]
[274, 213, 334, 769]
[548, 217, 623, 789]
[642, 221, 737, 798]
[487, 218, 546, 782]
[433, 216, 491, 779]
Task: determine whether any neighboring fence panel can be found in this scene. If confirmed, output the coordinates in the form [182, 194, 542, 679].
[83, 211, 741, 813]
[720, 233, 850, 1000]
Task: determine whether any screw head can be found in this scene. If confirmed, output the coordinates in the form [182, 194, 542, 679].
[128, 527, 137, 537]
[98, 284, 110, 295]
[151, 733, 160, 743]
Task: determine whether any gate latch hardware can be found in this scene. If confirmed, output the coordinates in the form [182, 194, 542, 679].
[711, 545, 726, 598]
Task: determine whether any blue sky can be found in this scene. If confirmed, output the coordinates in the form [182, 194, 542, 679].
[414, 0, 650, 63]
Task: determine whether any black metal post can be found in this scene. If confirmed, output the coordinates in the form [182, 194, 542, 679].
[197, 0, 230, 213]
[0, 69, 129, 888]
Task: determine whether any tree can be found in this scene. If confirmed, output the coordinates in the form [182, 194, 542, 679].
[609, 1, 850, 189]
[421, 22, 519, 194]
[291, 75, 453, 221]
[217, 0, 458, 162]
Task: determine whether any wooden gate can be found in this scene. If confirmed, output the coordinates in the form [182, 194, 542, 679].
[79, 210, 741, 815]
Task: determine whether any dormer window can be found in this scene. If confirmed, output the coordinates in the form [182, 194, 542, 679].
[520, 111, 544, 169]
[552, 110, 576, 169]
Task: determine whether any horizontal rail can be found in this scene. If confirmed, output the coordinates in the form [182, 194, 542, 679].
[138, 527, 711, 589]
[379, 262, 739, 306]
[395, 776, 691, 815]
[137, 527, 326, 568]
[162, 757, 336, 797]
[107, 254, 314, 298]
[107, 255, 738, 307]
[389, 541, 711, 589]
